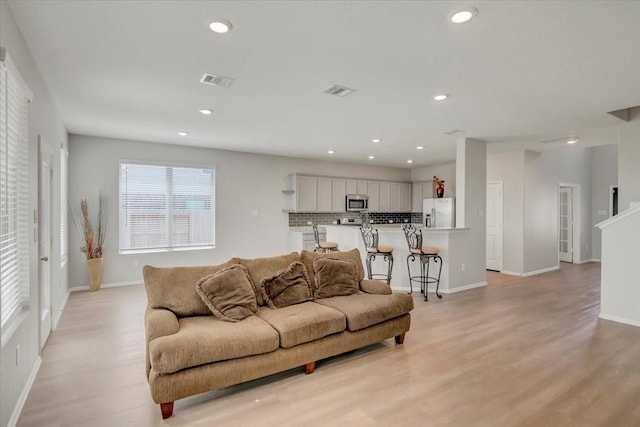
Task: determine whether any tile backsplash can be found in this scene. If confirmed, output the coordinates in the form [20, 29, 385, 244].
[289, 212, 423, 226]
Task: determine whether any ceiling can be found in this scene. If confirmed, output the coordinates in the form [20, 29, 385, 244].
[7, 1, 640, 167]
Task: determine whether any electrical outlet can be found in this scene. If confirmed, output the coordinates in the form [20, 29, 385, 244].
[461, 264, 465, 272]
[16, 344, 20, 366]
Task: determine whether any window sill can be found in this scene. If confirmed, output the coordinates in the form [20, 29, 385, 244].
[120, 245, 216, 255]
[1, 308, 30, 349]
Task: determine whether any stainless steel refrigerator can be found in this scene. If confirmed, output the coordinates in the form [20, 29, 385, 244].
[423, 198, 455, 228]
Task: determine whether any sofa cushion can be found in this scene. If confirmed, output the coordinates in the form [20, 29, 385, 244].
[149, 315, 279, 374]
[143, 259, 239, 317]
[313, 258, 360, 299]
[300, 249, 365, 287]
[315, 293, 414, 332]
[195, 264, 258, 322]
[260, 261, 313, 308]
[257, 303, 346, 348]
[359, 279, 393, 295]
[237, 252, 300, 306]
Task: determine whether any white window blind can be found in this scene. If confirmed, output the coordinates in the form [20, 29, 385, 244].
[119, 162, 215, 252]
[1, 50, 32, 330]
[60, 146, 67, 265]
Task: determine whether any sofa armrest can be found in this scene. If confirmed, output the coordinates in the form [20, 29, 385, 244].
[145, 306, 179, 377]
[360, 279, 392, 295]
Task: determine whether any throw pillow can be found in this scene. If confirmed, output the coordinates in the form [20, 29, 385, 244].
[313, 258, 359, 299]
[195, 264, 258, 322]
[260, 261, 313, 308]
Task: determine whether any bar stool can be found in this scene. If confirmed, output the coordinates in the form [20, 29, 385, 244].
[402, 224, 442, 301]
[312, 224, 338, 253]
[360, 225, 394, 284]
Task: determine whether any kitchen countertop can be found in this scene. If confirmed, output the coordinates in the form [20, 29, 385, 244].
[289, 226, 326, 233]
[323, 224, 468, 232]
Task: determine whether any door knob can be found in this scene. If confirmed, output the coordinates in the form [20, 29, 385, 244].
[40, 256, 49, 262]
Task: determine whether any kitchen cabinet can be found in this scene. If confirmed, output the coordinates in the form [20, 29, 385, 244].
[412, 181, 433, 212]
[317, 177, 333, 211]
[379, 182, 391, 212]
[332, 178, 346, 212]
[346, 179, 368, 195]
[367, 181, 380, 212]
[401, 183, 412, 212]
[390, 182, 401, 211]
[296, 175, 317, 211]
[289, 229, 325, 252]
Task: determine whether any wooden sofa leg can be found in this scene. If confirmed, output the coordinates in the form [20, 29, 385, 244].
[160, 402, 174, 419]
[304, 361, 316, 374]
[395, 333, 405, 345]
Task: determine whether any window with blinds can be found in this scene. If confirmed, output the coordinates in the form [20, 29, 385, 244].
[1, 50, 32, 332]
[119, 162, 216, 253]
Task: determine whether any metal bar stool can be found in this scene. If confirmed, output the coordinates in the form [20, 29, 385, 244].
[402, 224, 443, 301]
[360, 225, 394, 284]
[312, 224, 338, 253]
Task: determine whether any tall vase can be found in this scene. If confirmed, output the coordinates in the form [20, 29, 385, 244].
[86, 258, 104, 291]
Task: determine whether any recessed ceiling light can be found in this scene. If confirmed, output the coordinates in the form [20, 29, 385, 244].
[407, 160, 413, 164]
[417, 146, 424, 150]
[178, 131, 188, 136]
[372, 138, 382, 143]
[199, 109, 213, 115]
[209, 19, 233, 34]
[368, 155, 375, 159]
[567, 138, 578, 144]
[327, 150, 335, 154]
[451, 7, 478, 24]
[434, 94, 448, 101]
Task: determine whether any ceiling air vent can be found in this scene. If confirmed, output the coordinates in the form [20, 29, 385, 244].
[200, 73, 235, 88]
[323, 84, 356, 97]
[444, 130, 465, 136]
[539, 136, 578, 144]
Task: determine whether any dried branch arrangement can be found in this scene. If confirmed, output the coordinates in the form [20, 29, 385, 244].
[72, 193, 108, 260]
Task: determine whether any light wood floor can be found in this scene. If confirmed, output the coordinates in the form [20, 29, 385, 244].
[18, 262, 640, 426]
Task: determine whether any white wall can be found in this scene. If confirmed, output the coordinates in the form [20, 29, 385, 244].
[487, 150, 525, 274]
[410, 162, 456, 197]
[618, 108, 640, 210]
[0, 3, 68, 427]
[523, 147, 593, 272]
[68, 134, 410, 287]
[591, 145, 618, 261]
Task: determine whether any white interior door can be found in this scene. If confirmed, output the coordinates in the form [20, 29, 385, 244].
[559, 186, 573, 263]
[39, 140, 52, 349]
[486, 181, 503, 271]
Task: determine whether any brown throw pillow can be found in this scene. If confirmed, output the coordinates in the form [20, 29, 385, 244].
[195, 264, 258, 322]
[313, 258, 359, 299]
[260, 261, 313, 308]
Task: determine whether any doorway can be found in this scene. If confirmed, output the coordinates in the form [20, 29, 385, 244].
[38, 137, 52, 349]
[486, 181, 503, 271]
[558, 184, 580, 264]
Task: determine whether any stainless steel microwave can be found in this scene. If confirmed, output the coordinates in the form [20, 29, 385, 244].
[346, 194, 368, 211]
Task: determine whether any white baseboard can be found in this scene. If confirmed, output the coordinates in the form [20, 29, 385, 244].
[501, 270, 522, 276]
[395, 281, 487, 295]
[575, 259, 600, 264]
[599, 313, 640, 328]
[522, 266, 559, 277]
[446, 281, 487, 293]
[8, 356, 42, 427]
[69, 280, 142, 293]
[52, 290, 70, 330]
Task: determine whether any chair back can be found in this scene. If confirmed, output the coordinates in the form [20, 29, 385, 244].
[360, 225, 379, 252]
[312, 224, 321, 247]
[402, 224, 423, 251]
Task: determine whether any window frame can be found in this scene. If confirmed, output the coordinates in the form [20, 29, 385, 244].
[118, 159, 216, 254]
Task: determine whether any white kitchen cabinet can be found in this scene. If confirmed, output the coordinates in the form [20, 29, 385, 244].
[289, 230, 324, 252]
[401, 183, 412, 212]
[367, 181, 380, 212]
[332, 178, 346, 212]
[357, 180, 368, 194]
[379, 182, 391, 212]
[412, 181, 434, 212]
[345, 179, 357, 195]
[390, 182, 401, 211]
[317, 177, 333, 212]
[296, 175, 317, 212]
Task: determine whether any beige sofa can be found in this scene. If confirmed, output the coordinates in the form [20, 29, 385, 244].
[143, 249, 414, 419]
